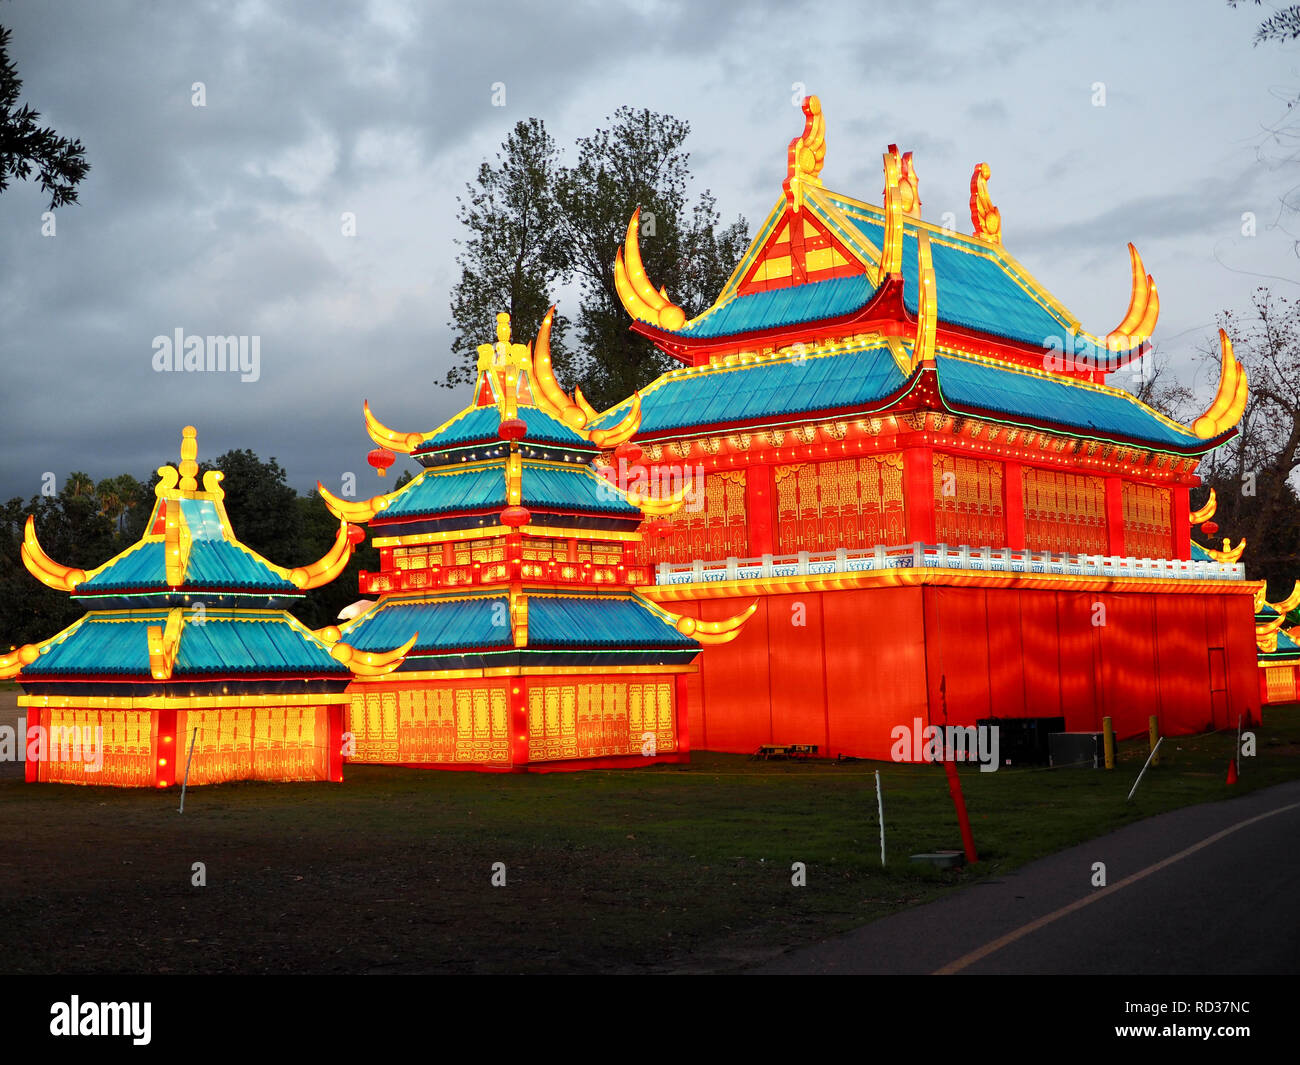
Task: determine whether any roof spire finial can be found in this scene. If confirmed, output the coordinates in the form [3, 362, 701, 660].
[970, 162, 1002, 245]
[784, 95, 825, 213]
[178, 425, 199, 490]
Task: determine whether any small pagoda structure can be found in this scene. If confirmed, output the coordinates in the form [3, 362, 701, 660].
[584, 95, 1260, 758]
[322, 313, 751, 771]
[1, 426, 413, 786]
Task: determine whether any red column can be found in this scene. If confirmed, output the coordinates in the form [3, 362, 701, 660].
[746, 462, 774, 557]
[24, 706, 40, 782]
[155, 707, 177, 788]
[1104, 477, 1126, 556]
[508, 679, 529, 769]
[674, 673, 690, 757]
[1003, 460, 1025, 550]
[904, 447, 935, 543]
[328, 702, 345, 782]
[1171, 484, 1191, 559]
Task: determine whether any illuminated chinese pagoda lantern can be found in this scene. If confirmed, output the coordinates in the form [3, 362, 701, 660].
[1202, 521, 1219, 539]
[498, 418, 527, 441]
[501, 505, 531, 527]
[368, 447, 396, 476]
[346, 523, 366, 546]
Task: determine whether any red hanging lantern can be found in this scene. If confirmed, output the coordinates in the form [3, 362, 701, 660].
[501, 505, 531, 527]
[346, 523, 366, 546]
[498, 418, 527, 441]
[615, 442, 643, 465]
[368, 447, 395, 476]
[1201, 521, 1219, 538]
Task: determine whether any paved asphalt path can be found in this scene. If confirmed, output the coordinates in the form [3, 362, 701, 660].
[755, 778, 1300, 974]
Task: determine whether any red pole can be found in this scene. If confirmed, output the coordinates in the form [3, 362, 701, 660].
[944, 758, 979, 864]
[939, 675, 977, 863]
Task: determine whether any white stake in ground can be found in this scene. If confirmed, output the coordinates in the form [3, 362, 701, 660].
[178, 727, 198, 813]
[1126, 736, 1164, 802]
[875, 770, 886, 866]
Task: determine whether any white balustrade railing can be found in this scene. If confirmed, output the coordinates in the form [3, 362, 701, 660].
[654, 543, 1245, 586]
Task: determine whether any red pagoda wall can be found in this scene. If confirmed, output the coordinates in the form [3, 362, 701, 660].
[670, 583, 1260, 760]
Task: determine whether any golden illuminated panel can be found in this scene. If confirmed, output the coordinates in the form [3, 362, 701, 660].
[36, 708, 154, 787]
[1265, 666, 1296, 704]
[775, 454, 904, 553]
[1022, 467, 1107, 554]
[525, 680, 675, 762]
[1121, 482, 1172, 559]
[348, 684, 509, 764]
[634, 470, 747, 565]
[932, 454, 1005, 550]
[173, 706, 331, 784]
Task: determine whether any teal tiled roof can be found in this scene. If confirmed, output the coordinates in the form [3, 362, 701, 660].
[21, 611, 347, 679]
[416, 404, 590, 453]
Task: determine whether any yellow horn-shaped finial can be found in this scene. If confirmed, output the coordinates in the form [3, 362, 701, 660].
[671, 601, 758, 646]
[613, 208, 687, 331]
[1102, 244, 1159, 351]
[530, 308, 589, 429]
[1254, 584, 1269, 612]
[364, 401, 425, 454]
[1192, 330, 1248, 439]
[21, 516, 86, 591]
[1269, 580, 1300, 616]
[589, 393, 641, 449]
[288, 519, 355, 590]
[331, 632, 418, 677]
[318, 482, 392, 524]
[1189, 488, 1217, 525]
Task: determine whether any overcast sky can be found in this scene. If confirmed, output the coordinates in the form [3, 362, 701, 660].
[1, 0, 1298, 504]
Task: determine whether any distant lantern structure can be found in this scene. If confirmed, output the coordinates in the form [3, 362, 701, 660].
[322, 310, 752, 771]
[586, 93, 1261, 758]
[1, 426, 414, 787]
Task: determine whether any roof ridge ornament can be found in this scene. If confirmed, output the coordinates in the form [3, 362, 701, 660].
[913, 230, 938, 370]
[784, 95, 826, 213]
[613, 208, 686, 331]
[880, 146, 907, 275]
[530, 307, 589, 429]
[969, 162, 1001, 244]
[20, 515, 86, 591]
[364, 401, 425, 454]
[1191, 329, 1248, 438]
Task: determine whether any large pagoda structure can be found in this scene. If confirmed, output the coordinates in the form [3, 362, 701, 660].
[323, 313, 751, 771]
[2, 426, 413, 786]
[584, 95, 1260, 759]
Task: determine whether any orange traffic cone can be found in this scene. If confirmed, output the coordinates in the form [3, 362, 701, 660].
[1226, 758, 1238, 785]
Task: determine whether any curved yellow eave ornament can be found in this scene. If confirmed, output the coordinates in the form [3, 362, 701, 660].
[589, 393, 642, 449]
[318, 482, 393, 524]
[1205, 537, 1246, 564]
[530, 308, 588, 429]
[1189, 488, 1217, 525]
[627, 470, 691, 518]
[1257, 611, 1287, 640]
[613, 208, 687, 331]
[364, 401, 425, 454]
[0, 642, 40, 680]
[331, 632, 418, 678]
[21, 516, 86, 592]
[1192, 329, 1249, 439]
[1268, 580, 1300, 616]
[666, 601, 758, 646]
[1107, 244, 1160, 349]
[573, 386, 600, 425]
[288, 518, 355, 590]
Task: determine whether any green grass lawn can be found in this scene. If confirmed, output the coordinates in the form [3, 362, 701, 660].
[1, 707, 1297, 974]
